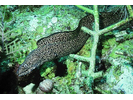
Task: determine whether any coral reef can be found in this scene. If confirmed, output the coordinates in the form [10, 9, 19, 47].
[0, 5, 133, 94]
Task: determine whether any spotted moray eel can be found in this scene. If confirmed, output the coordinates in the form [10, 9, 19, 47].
[17, 11, 133, 77]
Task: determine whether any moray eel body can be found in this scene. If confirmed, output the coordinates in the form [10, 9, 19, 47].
[17, 11, 133, 77]
[17, 13, 94, 77]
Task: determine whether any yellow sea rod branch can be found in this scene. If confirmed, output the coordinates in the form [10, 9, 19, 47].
[81, 14, 132, 35]
[71, 5, 102, 75]
[98, 17, 133, 36]
[93, 5, 99, 32]
[81, 26, 94, 35]
[88, 5, 99, 74]
[126, 5, 133, 17]
[72, 6, 103, 91]
[98, 5, 133, 36]
[75, 5, 94, 15]
[69, 54, 91, 62]
[70, 5, 133, 93]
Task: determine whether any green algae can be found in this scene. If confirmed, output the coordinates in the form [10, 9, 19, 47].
[40, 61, 56, 79]
[109, 39, 133, 59]
[112, 66, 124, 80]
[77, 38, 92, 57]
[102, 37, 117, 55]
[36, 26, 43, 34]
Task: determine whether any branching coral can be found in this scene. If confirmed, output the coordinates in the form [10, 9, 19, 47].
[70, 5, 133, 93]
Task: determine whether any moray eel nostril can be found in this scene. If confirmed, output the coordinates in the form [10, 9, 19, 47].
[17, 11, 133, 77]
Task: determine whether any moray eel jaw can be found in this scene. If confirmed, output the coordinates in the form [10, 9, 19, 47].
[17, 58, 38, 77]
[17, 45, 58, 77]
[17, 49, 41, 77]
[17, 63, 36, 77]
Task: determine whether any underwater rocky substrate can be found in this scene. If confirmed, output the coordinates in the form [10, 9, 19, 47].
[0, 5, 133, 94]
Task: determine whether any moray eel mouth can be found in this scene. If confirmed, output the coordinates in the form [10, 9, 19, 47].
[17, 63, 36, 77]
[17, 49, 41, 76]
[17, 10, 133, 77]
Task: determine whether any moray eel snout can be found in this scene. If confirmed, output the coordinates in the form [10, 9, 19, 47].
[17, 63, 35, 77]
[17, 50, 38, 76]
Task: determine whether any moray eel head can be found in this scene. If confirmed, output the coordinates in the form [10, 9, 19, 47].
[17, 62, 36, 77]
[17, 49, 40, 77]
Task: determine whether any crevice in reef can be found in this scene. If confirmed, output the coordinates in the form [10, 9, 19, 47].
[54, 59, 68, 77]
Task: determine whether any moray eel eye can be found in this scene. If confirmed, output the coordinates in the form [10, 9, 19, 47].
[23, 64, 27, 68]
